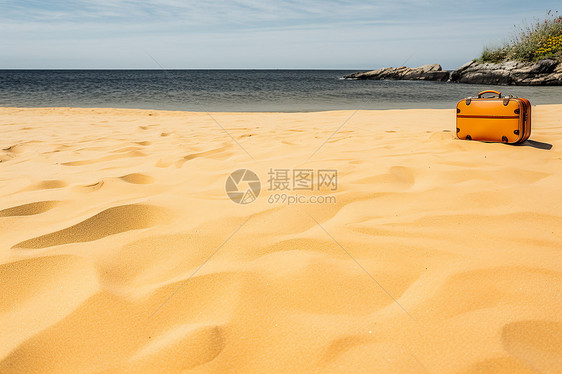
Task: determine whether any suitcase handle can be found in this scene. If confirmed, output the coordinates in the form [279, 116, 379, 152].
[478, 90, 502, 98]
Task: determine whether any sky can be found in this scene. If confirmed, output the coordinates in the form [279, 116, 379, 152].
[1, 0, 559, 69]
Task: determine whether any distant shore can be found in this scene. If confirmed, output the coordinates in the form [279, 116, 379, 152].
[345, 59, 562, 85]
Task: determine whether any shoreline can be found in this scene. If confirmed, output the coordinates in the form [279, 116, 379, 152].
[2, 102, 562, 114]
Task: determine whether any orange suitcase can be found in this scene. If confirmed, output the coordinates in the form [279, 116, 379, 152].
[456, 90, 531, 144]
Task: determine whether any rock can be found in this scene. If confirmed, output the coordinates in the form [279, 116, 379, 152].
[450, 59, 562, 85]
[457, 70, 512, 85]
[346, 59, 562, 85]
[344, 64, 449, 82]
[528, 59, 557, 74]
[449, 61, 475, 81]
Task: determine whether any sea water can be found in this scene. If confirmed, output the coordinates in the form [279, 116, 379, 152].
[1, 69, 561, 112]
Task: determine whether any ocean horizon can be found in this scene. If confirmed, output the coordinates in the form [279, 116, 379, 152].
[1, 69, 561, 112]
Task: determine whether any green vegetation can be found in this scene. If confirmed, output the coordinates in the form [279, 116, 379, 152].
[478, 10, 562, 63]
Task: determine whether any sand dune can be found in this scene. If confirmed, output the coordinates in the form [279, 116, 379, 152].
[0, 201, 59, 217]
[0, 106, 561, 373]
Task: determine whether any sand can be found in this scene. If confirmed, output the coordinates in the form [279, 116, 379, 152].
[0, 106, 561, 373]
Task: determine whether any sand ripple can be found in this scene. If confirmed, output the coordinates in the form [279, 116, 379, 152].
[1, 106, 561, 373]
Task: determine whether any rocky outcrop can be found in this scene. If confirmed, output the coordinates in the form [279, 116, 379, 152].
[450, 59, 562, 85]
[344, 60, 562, 85]
[344, 64, 449, 81]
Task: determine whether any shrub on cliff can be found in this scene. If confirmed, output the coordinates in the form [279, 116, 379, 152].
[478, 10, 562, 63]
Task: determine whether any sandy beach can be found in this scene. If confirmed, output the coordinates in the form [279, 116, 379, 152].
[1, 106, 561, 373]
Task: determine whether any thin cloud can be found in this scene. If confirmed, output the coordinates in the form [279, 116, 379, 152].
[1, 0, 438, 25]
[1, 0, 560, 68]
